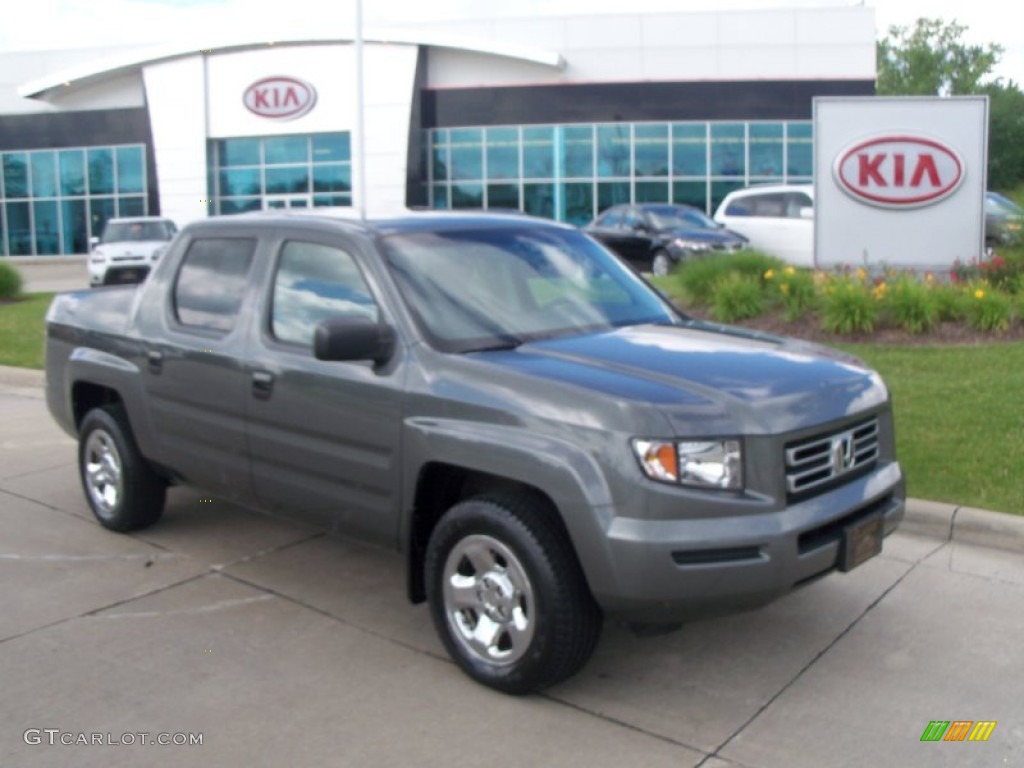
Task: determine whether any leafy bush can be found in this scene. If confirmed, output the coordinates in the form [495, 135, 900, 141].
[0, 260, 22, 299]
[964, 285, 1014, 331]
[676, 250, 783, 307]
[820, 277, 878, 334]
[884, 275, 938, 334]
[711, 273, 764, 323]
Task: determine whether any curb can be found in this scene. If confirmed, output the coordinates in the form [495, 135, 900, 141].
[898, 500, 1024, 555]
[2, 367, 1022, 552]
[0, 365, 45, 388]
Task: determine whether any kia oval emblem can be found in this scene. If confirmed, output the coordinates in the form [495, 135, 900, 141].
[833, 135, 964, 209]
[243, 76, 317, 120]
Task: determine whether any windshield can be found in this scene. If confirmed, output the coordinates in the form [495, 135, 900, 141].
[102, 221, 174, 243]
[382, 226, 679, 352]
[647, 207, 718, 230]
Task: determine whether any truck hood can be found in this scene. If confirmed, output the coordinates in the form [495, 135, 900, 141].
[474, 323, 888, 435]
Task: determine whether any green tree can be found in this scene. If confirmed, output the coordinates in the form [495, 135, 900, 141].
[876, 18, 1002, 96]
[982, 80, 1024, 190]
[877, 18, 1024, 190]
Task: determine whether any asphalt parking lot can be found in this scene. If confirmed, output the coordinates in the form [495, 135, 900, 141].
[1, 370, 1022, 768]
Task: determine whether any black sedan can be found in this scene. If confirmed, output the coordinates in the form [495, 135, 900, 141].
[584, 203, 748, 276]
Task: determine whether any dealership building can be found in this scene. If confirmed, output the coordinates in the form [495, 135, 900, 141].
[0, 5, 877, 258]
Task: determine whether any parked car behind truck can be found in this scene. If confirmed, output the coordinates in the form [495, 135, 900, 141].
[713, 184, 815, 267]
[46, 211, 904, 694]
[585, 203, 748, 275]
[88, 216, 178, 287]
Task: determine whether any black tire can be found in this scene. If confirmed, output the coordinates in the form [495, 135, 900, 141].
[651, 250, 673, 277]
[425, 492, 602, 694]
[78, 405, 166, 532]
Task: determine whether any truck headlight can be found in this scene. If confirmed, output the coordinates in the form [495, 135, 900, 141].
[632, 439, 743, 490]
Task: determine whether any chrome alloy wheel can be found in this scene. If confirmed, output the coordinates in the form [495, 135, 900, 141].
[83, 430, 124, 520]
[442, 534, 536, 665]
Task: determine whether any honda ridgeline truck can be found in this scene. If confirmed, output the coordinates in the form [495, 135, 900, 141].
[45, 211, 904, 694]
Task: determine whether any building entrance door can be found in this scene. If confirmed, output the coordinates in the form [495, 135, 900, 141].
[264, 195, 311, 210]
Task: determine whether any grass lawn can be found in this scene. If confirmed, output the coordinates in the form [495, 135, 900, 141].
[840, 342, 1024, 516]
[1, 289, 1021, 515]
[0, 293, 53, 369]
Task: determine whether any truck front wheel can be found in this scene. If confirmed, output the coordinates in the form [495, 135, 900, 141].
[79, 405, 166, 532]
[425, 493, 602, 694]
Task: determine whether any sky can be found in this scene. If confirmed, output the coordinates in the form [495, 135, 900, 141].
[1, 0, 1021, 86]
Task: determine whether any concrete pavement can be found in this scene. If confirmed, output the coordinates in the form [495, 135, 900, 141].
[6, 257, 89, 294]
[1, 380, 1022, 767]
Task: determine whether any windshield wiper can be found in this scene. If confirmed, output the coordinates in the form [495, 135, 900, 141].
[460, 337, 524, 354]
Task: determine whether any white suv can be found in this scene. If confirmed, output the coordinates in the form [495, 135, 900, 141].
[713, 184, 814, 268]
[89, 217, 178, 287]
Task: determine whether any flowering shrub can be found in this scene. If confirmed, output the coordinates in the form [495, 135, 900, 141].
[765, 266, 816, 322]
[884, 275, 938, 334]
[819, 275, 878, 335]
[677, 251, 783, 307]
[951, 247, 1024, 292]
[668, 245, 1022, 336]
[964, 285, 1013, 332]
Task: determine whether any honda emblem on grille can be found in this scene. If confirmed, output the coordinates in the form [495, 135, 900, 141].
[831, 432, 855, 474]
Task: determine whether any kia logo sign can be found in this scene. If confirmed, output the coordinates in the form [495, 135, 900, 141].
[833, 135, 964, 208]
[243, 76, 317, 120]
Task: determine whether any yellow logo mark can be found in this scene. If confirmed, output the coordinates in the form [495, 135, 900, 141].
[922, 720, 997, 742]
[968, 721, 997, 742]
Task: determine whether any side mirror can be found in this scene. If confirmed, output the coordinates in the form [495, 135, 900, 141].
[799, 206, 814, 220]
[314, 316, 396, 366]
[89, 236, 100, 248]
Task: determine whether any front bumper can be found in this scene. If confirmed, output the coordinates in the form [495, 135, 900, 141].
[589, 461, 904, 622]
[89, 261, 150, 286]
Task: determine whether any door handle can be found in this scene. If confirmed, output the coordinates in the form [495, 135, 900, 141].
[251, 370, 274, 399]
[147, 349, 163, 374]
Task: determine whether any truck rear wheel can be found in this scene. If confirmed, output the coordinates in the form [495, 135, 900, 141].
[79, 405, 166, 532]
[425, 493, 602, 694]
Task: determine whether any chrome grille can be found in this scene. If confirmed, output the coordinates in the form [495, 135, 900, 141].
[785, 418, 879, 495]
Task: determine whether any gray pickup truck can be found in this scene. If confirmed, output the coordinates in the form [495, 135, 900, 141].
[45, 211, 904, 694]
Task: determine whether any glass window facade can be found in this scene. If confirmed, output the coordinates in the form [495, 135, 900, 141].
[0, 144, 147, 256]
[427, 121, 813, 223]
[208, 132, 351, 215]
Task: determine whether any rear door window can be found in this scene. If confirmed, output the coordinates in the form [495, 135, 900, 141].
[173, 238, 257, 332]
